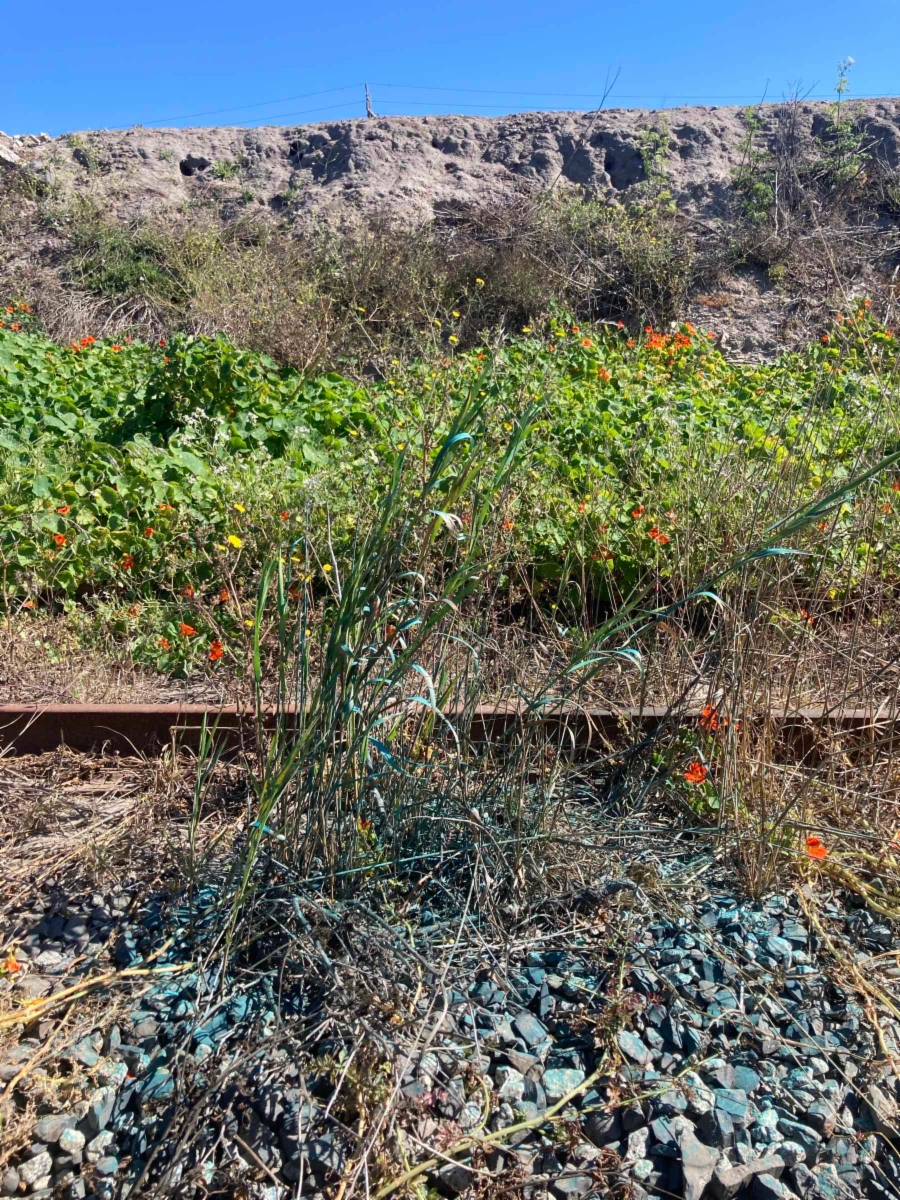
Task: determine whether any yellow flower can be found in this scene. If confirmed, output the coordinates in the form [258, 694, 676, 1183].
[448, 335, 458, 344]
[227, 534, 243, 549]
[432, 318, 442, 327]
[475, 278, 485, 287]
[234, 503, 246, 513]
[356, 305, 366, 312]
[245, 619, 255, 628]
[522, 326, 532, 334]
[215, 543, 226, 551]
[452, 310, 460, 318]
[397, 443, 405, 450]
[322, 563, 333, 572]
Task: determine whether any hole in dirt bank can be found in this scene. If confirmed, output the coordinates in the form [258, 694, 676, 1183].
[179, 155, 211, 177]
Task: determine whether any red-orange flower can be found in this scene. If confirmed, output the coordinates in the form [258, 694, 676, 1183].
[158, 338, 167, 348]
[218, 588, 229, 604]
[581, 338, 592, 348]
[53, 532, 66, 547]
[648, 527, 670, 545]
[3, 952, 21, 974]
[597, 367, 610, 382]
[158, 637, 172, 651]
[158, 503, 174, 511]
[144, 526, 155, 537]
[632, 506, 645, 519]
[111, 344, 122, 352]
[80, 335, 96, 347]
[617, 320, 624, 328]
[5, 306, 13, 313]
[892, 480, 900, 492]
[571, 325, 579, 334]
[821, 333, 830, 344]
[385, 624, 397, 641]
[10, 323, 19, 331]
[699, 704, 720, 731]
[179, 622, 198, 637]
[684, 761, 708, 785]
[627, 338, 635, 348]
[21, 599, 35, 610]
[503, 518, 514, 531]
[593, 546, 614, 562]
[182, 584, 194, 598]
[280, 510, 289, 521]
[122, 553, 135, 569]
[208, 640, 224, 662]
[56, 504, 71, 515]
[806, 836, 827, 860]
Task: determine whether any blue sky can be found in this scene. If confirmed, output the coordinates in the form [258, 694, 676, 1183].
[3, 0, 896, 136]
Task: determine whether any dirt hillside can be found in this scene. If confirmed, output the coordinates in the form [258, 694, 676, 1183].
[3, 99, 900, 223]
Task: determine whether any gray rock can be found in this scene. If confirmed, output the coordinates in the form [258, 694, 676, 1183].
[751, 1173, 794, 1199]
[711, 1154, 787, 1200]
[1, 1168, 19, 1196]
[864, 1084, 898, 1137]
[776, 1119, 820, 1162]
[86, 1087, 116, 1133]
[85, 1131, 115, 1164]
[583, 1110, 621, 1148]
[549, 1176, 594, 1199]
[32, 1114, 73, 1144]
[779, 1142, 808, 1168]
[94, 1156, 119, 1176]
[434, 1162, 475, 1193]
[511, 1012, 549, 1049]
[17, 1152, 53, 1187]
[64, 1181, 86, 1200]
[618, 1030, 652, 1066]
[542, 1067, 585, 1104]
[677, 1123, 721, 1200]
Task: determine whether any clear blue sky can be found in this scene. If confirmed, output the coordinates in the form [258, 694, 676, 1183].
[3, 0, 897, 136]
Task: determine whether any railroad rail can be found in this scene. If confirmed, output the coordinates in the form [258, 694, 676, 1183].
[0, 703, 896, 757]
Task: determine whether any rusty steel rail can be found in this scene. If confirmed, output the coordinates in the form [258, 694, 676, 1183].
[0, 702, 896, 758]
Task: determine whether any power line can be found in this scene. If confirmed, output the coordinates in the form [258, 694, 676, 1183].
[126, 85, 362, 128]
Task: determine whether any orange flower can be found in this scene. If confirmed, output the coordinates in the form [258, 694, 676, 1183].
[179, 622, 198, 637]
[56, 504, 71, 515]
[503, 518, 514, 531]
[817, 521, 828, 531]
[144, 526, 155, 537]
[571, 325, 579, 334]
[593, 546, 614, 562]
[632, 506, 645, 519]
[665, 510, 677, 522]
[627, 338, 635, 348]
[182, 584, 194, 598]
[127, 604, 139, 617]
[208, 640, 224, 662]
[53, 532, 66, 547]
[158, 636, 172, 651]
[158, 503, 174, 511]
[21, 599, 35, 610]
[10, 323, 19, 331]
[163, 356, 170, 364]
[122, 553, 135, 569]
[821, 333, 830, 344]
[110, 344, 122, 352]
[597, 367, 610, 381]
[80, 335, 96, 347]
[644, 324, 653, 334]
[158, 338, 167, 347]
[617, 320, 624, 328]
[548, 344, 556, 352]
[385, 623, 397, 641]
[864, 298, 871, 308]
[358, 817, 373, 832]
[280, 510, 289, 521]
[648, 528, 670, 545]
[892, 480, 900, 492]
[3, 952, 21, 974]
[800, 608, 815, 627]
[684, 761, 708, 785]
[218, 587, 229, 604]
[5, 306, 13, 313]
[806, 835, 827, 860]
[699, 704, 720, 731]
[581, 338, 592, 348]
[880, 502, 893, 514]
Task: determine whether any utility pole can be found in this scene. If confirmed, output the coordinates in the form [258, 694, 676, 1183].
[365, 84, 376, 119]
